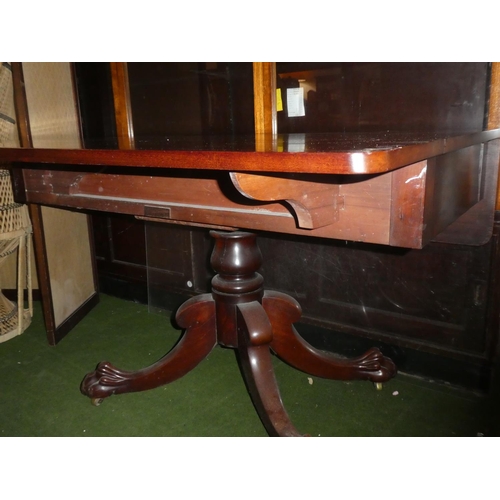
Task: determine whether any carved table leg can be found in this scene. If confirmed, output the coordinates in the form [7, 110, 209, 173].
[209, 231, 304, 436]
[264, 290, 397, 383]
[236, 301, 303, 437]
[80, 294, 216, 403]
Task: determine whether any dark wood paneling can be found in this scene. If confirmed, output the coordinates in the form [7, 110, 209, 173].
[276, 62, 489, 134]
[257, 233, 493, 355]
[127, 62, 254, 138]
[73, 63, 118, 149]
[91, 207, 213, 294]
[145, 222, 210, 294]
[93, 213, 147, 284]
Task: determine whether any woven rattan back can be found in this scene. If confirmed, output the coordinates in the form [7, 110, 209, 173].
[0, 62, 33, 342]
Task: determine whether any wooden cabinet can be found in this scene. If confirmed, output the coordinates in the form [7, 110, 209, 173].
[73, 62, 500, 391]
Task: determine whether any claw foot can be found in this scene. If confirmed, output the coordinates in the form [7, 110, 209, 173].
[80, 361, 131, 400]
[353, 347, 396, 383]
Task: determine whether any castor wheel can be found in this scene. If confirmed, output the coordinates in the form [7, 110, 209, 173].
[91, 397, 104, 406]
[374, 382, 383, 391]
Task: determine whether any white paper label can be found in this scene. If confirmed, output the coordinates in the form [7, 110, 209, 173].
[286, 87, 305, 117]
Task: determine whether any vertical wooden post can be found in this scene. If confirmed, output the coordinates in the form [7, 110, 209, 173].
[253, 63, 277, 151]
[488, 62, 500, 210]
[11, 62, 56, 338]
[110, 62, 135, 150]
[484, 62, 500, 436]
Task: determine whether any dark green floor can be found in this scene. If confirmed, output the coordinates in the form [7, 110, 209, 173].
[0, 294, 490, 437]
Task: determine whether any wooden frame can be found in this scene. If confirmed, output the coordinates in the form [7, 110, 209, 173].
[10, 62, 99, 345]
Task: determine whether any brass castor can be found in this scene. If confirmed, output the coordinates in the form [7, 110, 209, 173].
[374, 382, 383, 391]
[91, 397, 104, 406]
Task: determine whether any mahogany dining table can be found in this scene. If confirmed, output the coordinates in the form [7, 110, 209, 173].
[2, 130, 499, 436]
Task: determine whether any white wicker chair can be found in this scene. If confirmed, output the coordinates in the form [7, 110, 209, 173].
[0, 62, 33, 342]
[0, 169, 33, 342]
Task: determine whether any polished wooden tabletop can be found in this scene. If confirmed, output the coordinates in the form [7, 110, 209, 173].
[2, 130, 500, 175]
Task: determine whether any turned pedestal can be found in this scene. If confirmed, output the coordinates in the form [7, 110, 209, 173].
[81, 231, 396, 436]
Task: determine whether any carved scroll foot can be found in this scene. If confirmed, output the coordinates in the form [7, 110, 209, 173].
[236, 301, 304, 437]
[81, 294, 217, 402]
[264, 290, 397, 383]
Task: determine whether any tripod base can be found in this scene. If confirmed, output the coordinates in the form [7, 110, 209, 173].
[81, 231, 397, 436]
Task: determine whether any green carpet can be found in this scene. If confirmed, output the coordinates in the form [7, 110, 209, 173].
[0, 294, 489, 437]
